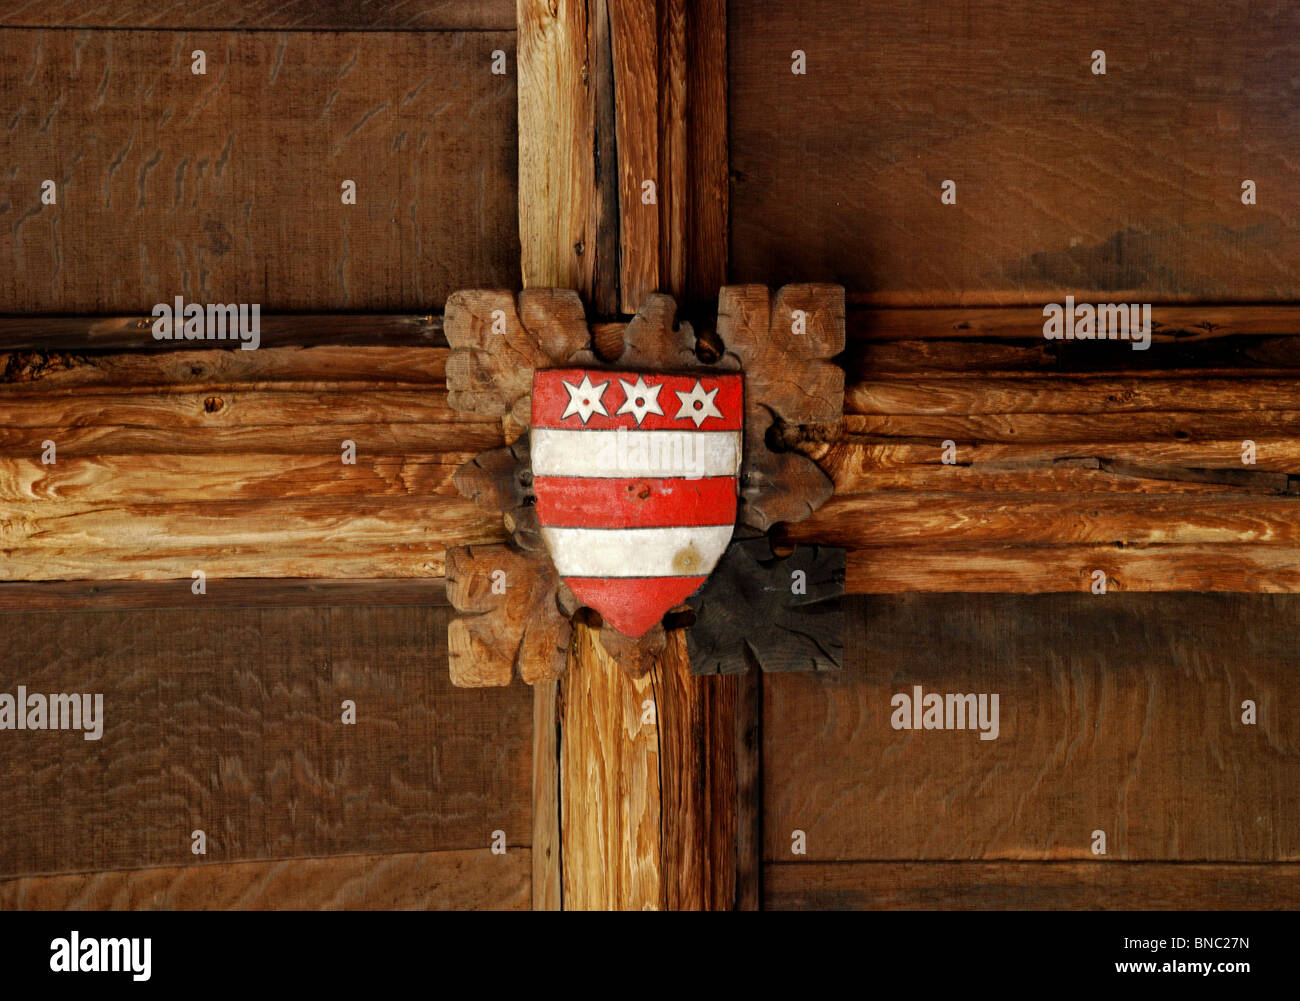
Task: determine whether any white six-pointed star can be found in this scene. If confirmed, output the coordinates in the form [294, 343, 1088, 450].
[615, 375, 664, 426]
[674, 379, 724, 427]
[560, 374, 610, 424]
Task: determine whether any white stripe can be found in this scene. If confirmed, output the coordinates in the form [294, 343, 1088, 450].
[531, 428, 741, 479]
[541, 525, 735, 578]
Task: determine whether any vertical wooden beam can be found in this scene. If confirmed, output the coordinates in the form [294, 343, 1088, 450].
[531, 680, 562, 910]
[517, 0, 597, 294]
[518, 0, 748, 910]
[560, 624, 664, 908]
[656, 0, 688, 302]
[685, 0, 728, 307]
[608, 0, 660, 312]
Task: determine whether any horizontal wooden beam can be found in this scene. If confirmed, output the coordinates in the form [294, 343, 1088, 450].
[0, 578, 448, 612]
[0, 849, 528, 910]
[765, 861, 1300, 910]
[4, 305, 1300, 591]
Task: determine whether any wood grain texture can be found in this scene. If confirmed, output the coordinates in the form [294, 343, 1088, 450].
[717, 283, 843, 531]
[684, 0, 727, 307]
[444, 288, 592, 423]
[764, 861, 1300, 910]
[0, 3, 515, 29]
[0, 849, 531, 911]
[729, 0, 1300, 304]
[531, 682, 561, 909]
[656, 0, 686, 301]
[0, 604, 533, 877]
[0, 29, 518, 312]
[0, 345, 508, 580]
[517, 0, 597, 295]
[608, 0, 659, 312]
[764, 593, 1300, 862]
[0, 314, 447, 351]
[842, 544, 1300, 594]
[445, 543, 569, 686]
[0, 578, 447, 611]
[849, 305, 1300, 344]
[560, 621, 663, 909]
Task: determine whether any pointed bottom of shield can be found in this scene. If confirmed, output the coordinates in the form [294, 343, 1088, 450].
[565, 576, 708, 638]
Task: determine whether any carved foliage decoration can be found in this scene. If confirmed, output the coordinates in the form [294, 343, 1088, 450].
[442, 285, 846, 685]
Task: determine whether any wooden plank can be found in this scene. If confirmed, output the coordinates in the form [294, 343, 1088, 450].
[560, 622, 663, 909]
[0, 495, 503, 580]
[763, 594, 1300, 861]
[0, 3, 515, 29]
[791, 493, 1300, 548]
[608, 0, 659, 312]
[684, 0, 727, 307]
[850, 378, 1300, 416]
[849, 306, 1300, 342]
[0, 578, 447, 611]
[656, 0, 686, 301]
[0, 423, 502, 457]
[531, 682, 561, 909]
[764, 861, 1300, 910]
[0, 849, 530, 910]
[1, 345, 451, 391]
[0, 314, 447, 351]
[819, 445, 1293, 495]
[730, 1, 1300, 304]
[517, 0, 597, 296]
[0, 454, 466, 503]
[846, 410, 1300, 448]
[0, 604, 533, 877]
[0, 29, 518, 312]
[842, 545, 1300, 593]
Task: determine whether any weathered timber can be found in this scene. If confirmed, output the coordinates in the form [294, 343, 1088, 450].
[765, 862, 1300, 911]
[0, 314, 447, 352]
[445, 544, 570, 686]
[0, 850, 530, 911]
[716, 284, 845, 531]
[0, 605, 532, 876]
[444, 288, 592, 423]
[0, 578, 447, 612]
[764, 593, 1300, 862]
[0, 30, 519, 313]
[842, 544, 1300, 593]
[0, 3, 514, 28]
[730, 1, 1300, 304]
[608, 0, 660, 312]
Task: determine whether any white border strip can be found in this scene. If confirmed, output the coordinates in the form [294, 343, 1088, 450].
[531, 428, 741, 479]
[540, 525, 735, 578]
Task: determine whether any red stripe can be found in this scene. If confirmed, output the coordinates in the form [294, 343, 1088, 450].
[532, 369, 743, 430]
[534, 476, 737, 529]
[564, 576, 707, 637]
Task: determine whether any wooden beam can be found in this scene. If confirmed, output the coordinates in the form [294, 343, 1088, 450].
[517, 0, 598, 296]
[0, 849, 530, 911]
[765, 862, 1300, 910]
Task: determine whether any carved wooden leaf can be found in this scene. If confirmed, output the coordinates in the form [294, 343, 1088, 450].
[715, 284, 845, 531]
[685, 539, 845, 675]
[445, 543, 570, 686]
[444, 288, 591, 424]
[452, 434, 543, 552]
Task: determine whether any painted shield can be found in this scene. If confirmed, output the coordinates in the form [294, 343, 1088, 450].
[531, 368, 742, 637]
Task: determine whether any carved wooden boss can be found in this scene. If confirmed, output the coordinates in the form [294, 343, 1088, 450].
[444, 284, 847, 685]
